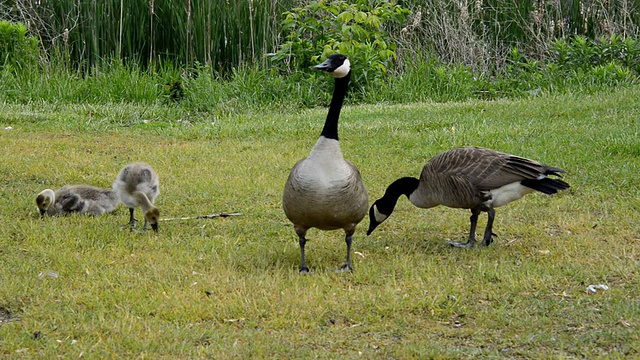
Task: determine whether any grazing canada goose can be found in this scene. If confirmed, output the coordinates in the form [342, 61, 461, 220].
[283, 54, 369, 273]
[112, 162, 160, 232]
[367, 146, 570, 247]
[36, 185, 120, 217]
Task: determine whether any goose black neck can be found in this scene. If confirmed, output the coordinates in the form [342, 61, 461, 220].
[387, 177, 420, 200]
[320, 71, 351, 141]
[377, 177, 420, 215]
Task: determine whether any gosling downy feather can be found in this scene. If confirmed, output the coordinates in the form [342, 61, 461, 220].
[367, 146, 570, 247]
[112, 162, 160, 232]
[283, 54, 368, 272]
[36, 185, 120, 217]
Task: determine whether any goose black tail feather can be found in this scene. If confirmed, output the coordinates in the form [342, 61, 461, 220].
[544, 166, 566, 177]
[521, 178, 570, 195]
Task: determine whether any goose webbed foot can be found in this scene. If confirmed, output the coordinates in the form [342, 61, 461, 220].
[122, 218, 138, 230]
[480, 232, 497, 246]
[121, 208, 137, 231]
[121, 220, 138, 231]
[337, 263, 353, 273]
[447, 239, 475, 248]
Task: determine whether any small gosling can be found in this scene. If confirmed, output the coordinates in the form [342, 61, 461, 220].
[112, 162, 160, 232]
[36, 185, 120, 217]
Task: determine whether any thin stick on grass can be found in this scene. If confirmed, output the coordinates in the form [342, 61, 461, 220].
[159, 212, 242, 222]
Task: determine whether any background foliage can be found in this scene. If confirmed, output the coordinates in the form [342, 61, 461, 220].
[1, 0, 295, 73]
[2, 0, 640, 73]
[0, 0, 639, 110]
[269, 0, 410, 90]
[0, 20, 39, 71]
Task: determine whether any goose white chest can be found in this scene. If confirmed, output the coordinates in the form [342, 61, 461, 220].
[293, 138, 353, 190]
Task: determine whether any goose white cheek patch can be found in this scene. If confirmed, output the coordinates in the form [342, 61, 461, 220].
[373, 205, 388, 223]
[332, 59, 351, 78]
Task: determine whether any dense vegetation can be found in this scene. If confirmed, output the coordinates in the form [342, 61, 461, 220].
[1, 0, 640, 111]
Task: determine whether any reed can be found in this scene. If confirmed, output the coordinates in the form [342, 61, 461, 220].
[5, 0, 639, 75]
[396, 0, 640, 71]
[5, 0, 294, 73]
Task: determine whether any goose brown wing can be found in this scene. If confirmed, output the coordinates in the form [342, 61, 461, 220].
[425, 147, 547, 191]
[473, 154, 548, 190]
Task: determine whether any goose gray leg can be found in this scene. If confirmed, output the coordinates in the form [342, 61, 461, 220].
[338, 233, 354, 272]
[123, 207, 137, 230]
[480, 208, 496, 246]
[295, 226, 310, 273]
[447, 208, 481, 248]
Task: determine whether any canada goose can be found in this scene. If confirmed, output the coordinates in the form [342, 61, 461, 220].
[283, 54, 369, 273]
[36, 185, 120, 217]
[112, 162, 160, 232]
[367, 146, 570, 247]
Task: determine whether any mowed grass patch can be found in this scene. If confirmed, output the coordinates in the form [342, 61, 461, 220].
[0, 86, 639, 357]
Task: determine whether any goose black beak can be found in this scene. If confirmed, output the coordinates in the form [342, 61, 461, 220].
[313, 59, 332, 71]
[151, 223, 158, 232]
[366, 223, 378, 236]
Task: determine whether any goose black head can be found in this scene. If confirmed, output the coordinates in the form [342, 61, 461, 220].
[366, 200, 392, 236]
[366, 177, 420, 235]
[314, 54, 351, 78]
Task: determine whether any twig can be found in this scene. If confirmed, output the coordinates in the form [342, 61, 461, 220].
[159, 212, 242, 222]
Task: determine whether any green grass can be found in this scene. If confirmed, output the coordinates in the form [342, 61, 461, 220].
[0, 85, 639, 358]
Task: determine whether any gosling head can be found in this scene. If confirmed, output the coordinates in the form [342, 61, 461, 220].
[145, 207, 160, 232]
[36, 189, 56, 217]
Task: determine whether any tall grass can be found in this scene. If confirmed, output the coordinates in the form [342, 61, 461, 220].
[397, 0, 640, 71]
[1, 46, 636, 113]
[3, 0, 639, 74]
[4, 0, 295, 73]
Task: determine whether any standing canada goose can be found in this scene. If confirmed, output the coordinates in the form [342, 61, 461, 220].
[112, 162, 160, 232]
[36, 185, 120, 217]
[367, 146, 570, 247]
[283, 54, 369, 273]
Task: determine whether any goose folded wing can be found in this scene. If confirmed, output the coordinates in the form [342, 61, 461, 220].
[471, 156, 548, 190]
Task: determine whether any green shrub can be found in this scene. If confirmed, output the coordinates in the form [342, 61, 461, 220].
[0, 21, 39, 72]
[269, 0, 410, 91]
[550, 35, 640, 75]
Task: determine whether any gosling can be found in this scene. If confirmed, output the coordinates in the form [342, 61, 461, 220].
[36, 185, 120, 217]
[112, 162, 160, 232]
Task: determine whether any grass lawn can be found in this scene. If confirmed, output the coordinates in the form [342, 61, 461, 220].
[0, 86, 638, 358]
